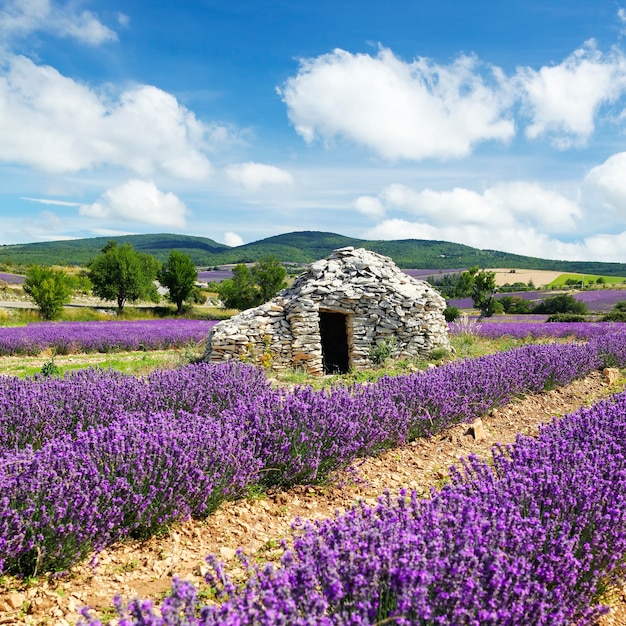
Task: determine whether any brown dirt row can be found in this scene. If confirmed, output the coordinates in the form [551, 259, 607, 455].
[1, 370, 625, 625]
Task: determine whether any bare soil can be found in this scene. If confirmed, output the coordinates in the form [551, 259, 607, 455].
[490, 268, 566, 288]
[1, 370, 625, 625]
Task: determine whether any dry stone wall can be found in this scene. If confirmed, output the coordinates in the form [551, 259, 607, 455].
[204, 247, 451, 375]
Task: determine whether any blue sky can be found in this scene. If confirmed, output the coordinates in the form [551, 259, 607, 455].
[1, 1, 626, 262]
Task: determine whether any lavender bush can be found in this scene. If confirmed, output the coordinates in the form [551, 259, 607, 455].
[93, 390, 626, 625]
[0, 319, 217, 356]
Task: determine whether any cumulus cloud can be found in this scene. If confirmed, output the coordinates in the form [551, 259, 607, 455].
[79, 180, 188, 229]
[354, 195, 386, 219]
[225, 162, 294, 190]
[0, 55, 225, 179]
[363, 218, 618, 262]
[279, 47, 515, 160]
[0, 0, 118, 45]
[364, 181, 581, 233]
[585, 152, 626, 212]
[223, 231, 244, 247]
[516, 42, 626, 147]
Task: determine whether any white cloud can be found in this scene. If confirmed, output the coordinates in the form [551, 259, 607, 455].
[362, 218, 617, 262]
[354, 195, 386, 218]
[0, 0, 117, 45]
[279, 47, 515, 160]
[22, 196, 80, 206]
[0, 55, 223, 179]
[225, 162, 294, 190]
[585, 152, 626, 212]
[223, 231, 244, 247]
[79, 179, 188, 229]
[370, 181, 581, 233]
[516, 42, 626, 147]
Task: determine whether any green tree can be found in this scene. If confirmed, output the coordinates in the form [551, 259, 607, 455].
[23, 265, 73, 320]
[455, 266, 498, 316]
[217, 255, 288, 311]
[158, 250, 198, 313]
[471, 269, 497, 316]
[217, 263, 259, 310]
[251, 255, 288, 302]
[88, 241, 160, 311]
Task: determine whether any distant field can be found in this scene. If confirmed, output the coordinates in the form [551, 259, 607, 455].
[0, 272, 25, 285]
[546, 273, 626, 287]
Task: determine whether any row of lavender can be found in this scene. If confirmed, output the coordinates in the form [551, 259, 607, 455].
[0, 319, 217, 355]
[3, 331, 626, 577]
[95, 385, 626, 626]
[455, 319, 626, 340]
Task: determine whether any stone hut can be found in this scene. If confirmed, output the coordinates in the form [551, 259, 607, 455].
[204, 247, 451, 375]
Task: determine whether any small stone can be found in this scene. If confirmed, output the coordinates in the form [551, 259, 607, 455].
[603, 367, 619, 385]
[6, 592, 26, 610]
[219, 546, 237, 560]
[471, 418, 486, 442]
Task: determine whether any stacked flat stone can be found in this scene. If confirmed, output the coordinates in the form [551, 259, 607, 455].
[204, 247, 451, 375]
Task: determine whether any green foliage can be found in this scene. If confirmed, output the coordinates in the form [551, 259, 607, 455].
[88, 241, 161, 311]
[217, 264, 259, 310]
[471, 268, 497, 315]
[369, 336, 398, 365]
[498, 281, 534, 292]
[497, 295, 534, 314]
[217, 256, 287, 311]
[600, 300, 626, 322]
[546, 313, 587, 322]
[251, 255, 288, 302]
[443, 305, 461, 322]
[533, 293, 588, 315]
[158, 250, 198, 313]
[23, 265, 73, 320]
[452, 266, 498, 316]
[40, 356, 61, 378]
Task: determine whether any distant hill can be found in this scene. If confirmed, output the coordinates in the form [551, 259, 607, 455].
[2, 230, 626, 276]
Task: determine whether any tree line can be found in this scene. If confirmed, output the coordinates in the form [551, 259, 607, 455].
[21, 241, 287, 320]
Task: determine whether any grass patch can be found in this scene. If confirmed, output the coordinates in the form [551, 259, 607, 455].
[0, 347, 202, 378]
[547, 273, 626, 288]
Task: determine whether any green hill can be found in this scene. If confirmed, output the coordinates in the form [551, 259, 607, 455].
[1, 230, 626, 276]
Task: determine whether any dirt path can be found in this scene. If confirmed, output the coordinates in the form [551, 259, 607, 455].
[1, 370, 625, 625]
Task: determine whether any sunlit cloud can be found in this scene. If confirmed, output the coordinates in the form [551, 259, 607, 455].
[225, 162, 294, 190]
[0, 56, 232, 180]
[79, 179, 189, 229]
[0, 0, 117, 45]
[223, 231, 244, 246]
[280, 47, 515, 160]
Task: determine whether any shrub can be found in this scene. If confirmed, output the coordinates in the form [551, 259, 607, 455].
[602, 311, 626, 322]
[546, 313, 586, 322]
[498, 295, 533, 314]
[443, 305, 461, 322]
[23, 266, 73, 320]
[534, 293, 588, 315]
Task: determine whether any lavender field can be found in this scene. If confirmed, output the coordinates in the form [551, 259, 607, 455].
[69, 329, 626, 625]
[1, 323, 626, 625]
[450, 319, 626, 340]
[0, 272, 25, 285]
[0, 319, 218, 356]
[449, 288, 626, 313]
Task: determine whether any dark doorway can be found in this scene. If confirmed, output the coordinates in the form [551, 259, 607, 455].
[319, 311, 349, 374]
